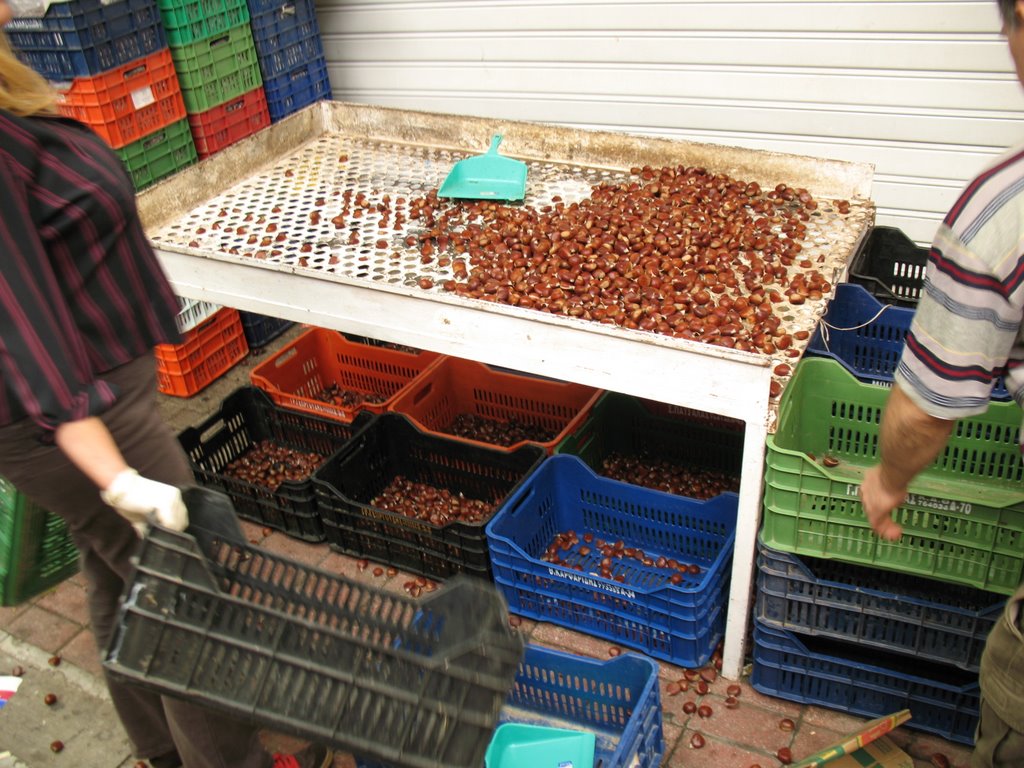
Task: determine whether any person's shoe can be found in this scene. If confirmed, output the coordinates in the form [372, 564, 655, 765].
[149, 749, 183, 768]
[272, 743, 334, 768]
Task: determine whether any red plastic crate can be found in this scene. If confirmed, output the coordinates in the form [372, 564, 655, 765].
[249, 327, 443, 421]
[387, 357, 603, 454]
[155, 307, 248, 397]
[187, 85, 269, 158]
[56, 47, 186, 149]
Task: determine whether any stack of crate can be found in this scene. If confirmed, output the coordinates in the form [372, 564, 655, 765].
[751, 227, 1015, 746]
[157, 0, 269, 158]
[247, 0, 331, 122]
[7, 0, 198, 189]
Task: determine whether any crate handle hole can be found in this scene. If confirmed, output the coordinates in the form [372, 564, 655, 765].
[272, 347, 298, 368]
[410, 381, 433, 406]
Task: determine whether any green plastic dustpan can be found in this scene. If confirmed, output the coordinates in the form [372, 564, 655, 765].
[437, 134, 527, 201]
[485, 723, 596, 768]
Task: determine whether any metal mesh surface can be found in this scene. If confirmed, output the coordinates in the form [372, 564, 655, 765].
[153, 134, 868, 297]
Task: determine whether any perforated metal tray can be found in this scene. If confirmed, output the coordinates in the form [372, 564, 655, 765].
[138, 100, 874, 404]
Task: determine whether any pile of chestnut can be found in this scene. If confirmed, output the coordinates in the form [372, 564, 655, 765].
[316, 383, 387, 409]
[406, 164, 844, 351]
[445, 412, 556, 446]
[371, 475, 494, 525]
[222, 440, 323, 491]
[541, 529, 701, 586]
[600, 453, 739, 499]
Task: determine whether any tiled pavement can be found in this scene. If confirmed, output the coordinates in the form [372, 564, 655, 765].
[0, 324, 975, 768]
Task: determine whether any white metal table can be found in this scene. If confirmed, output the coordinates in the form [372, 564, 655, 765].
[140, 101, 875, 679]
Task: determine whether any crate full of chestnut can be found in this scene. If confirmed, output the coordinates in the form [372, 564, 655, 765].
[313, 413, 546, 581]
[486, 454, 737, 668]
[178, 387, 373, 542]
[386, 357, 602, 454]
[555, 391, 743, 500]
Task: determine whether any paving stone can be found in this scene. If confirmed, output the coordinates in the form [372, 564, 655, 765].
[665, 728, 776, 767]
[690, 692, 799, 755]
[259, 530, 332, 567]
[5, 607, 81, 654]
[35, 579, 90, 627]
[57, 629, 102, 678]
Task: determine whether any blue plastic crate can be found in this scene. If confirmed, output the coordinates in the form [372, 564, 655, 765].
[750, 620, 980, 745]
[807, 282, 1010, 400]
[756, 538, 1004, 672]
[486, 454, 736, 667]
[249, 0, 324, 80]
[263, 55, 331, 121]
[357, 644, 664, 768]
[7, 0, 166, 81]
[239, 311, 292, 350]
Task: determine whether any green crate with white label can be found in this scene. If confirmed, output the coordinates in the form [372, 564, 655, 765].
[762, 357, 1024, 595]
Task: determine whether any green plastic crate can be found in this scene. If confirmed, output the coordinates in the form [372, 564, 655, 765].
[157, 0, 249, 46]
[0, 477, 78, 606]
[115, 118, 198, 190]
[762, 357, 1024, 595]
[554, 391, 743, 488]
[168, 22, 262, 112]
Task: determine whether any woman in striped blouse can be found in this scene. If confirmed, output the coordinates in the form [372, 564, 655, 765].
[0, 5, 330, 767]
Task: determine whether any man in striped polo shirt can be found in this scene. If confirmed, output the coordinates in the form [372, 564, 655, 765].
[860, 2, 1024, 765]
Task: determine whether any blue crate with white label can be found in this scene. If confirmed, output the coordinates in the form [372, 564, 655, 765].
[751, 620, 979, 745]
[7, 0, 166, 81]
[486, 454, 736, 668]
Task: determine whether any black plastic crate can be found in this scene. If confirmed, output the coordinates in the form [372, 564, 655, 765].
[313, 413, 545, 580]
[554, 391, 743, 495]
[104, 525, 524, 768]
[238, 310, 292, 350]
[756, 539, 1004, 672]
[178, 387, 370, 541]
[848, 226, 929, 307]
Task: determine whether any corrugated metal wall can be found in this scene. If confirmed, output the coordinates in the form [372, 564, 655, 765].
[315, 0, 1024, 245]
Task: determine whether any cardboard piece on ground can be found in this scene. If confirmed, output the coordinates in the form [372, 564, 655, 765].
[823, 736, 913, 768]
[791, 710, 913, 768]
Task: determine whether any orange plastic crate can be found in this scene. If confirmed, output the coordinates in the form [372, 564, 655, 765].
[188, 85, 269, 158]
[387, 357, 603, 453]
[155, 307, 248, 397]
[249, 327, 443, 421]
[57, 47, 186, 149]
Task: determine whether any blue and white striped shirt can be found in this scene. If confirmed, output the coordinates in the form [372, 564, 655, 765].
[896, 144, 1024, 420]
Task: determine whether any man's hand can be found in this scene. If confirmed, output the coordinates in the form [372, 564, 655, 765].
[101, 469, 188, 532]
[859, 466, 906, 541]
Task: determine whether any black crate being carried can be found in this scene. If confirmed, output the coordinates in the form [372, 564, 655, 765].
[104, 525, 524, 768]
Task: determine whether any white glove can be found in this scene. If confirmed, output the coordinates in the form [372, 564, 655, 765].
[101, 469, 189, 533]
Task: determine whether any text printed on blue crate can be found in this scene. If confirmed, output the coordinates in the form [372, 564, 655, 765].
[549, 567, 638, 600]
